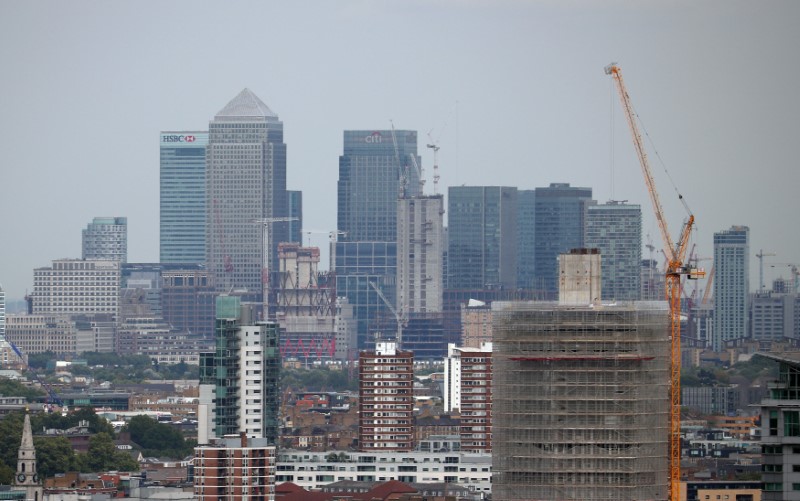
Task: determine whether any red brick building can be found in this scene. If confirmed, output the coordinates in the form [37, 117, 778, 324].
[194, 434, 275, 500]
[359, 342, 414, 451]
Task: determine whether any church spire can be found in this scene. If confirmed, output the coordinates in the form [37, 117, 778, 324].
[15, 412, 41, 499]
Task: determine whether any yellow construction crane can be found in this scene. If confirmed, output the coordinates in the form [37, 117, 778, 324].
[605, 63, 705, 501]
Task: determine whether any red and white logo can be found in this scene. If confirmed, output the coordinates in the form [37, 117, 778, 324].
[184, 135, 196, 142]
[365, 131, 382, 143]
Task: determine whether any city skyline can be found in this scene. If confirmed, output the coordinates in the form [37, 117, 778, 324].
[1, 1, 799, 300]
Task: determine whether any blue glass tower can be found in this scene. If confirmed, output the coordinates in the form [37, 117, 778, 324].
[533, 183, 593, 298]
[336, 130, 420, 349]
[160, 131, 208, 265]
[447, 186, 518, 290]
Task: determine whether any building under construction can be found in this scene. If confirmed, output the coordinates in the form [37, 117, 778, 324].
[492, 300, 669, 500]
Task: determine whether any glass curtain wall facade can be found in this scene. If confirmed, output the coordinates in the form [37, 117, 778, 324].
[447, 186, 518, 290]
[712, 225, 750, 351]
[336, 130, 419, 349]
[585, 201, 642, 301]
[160, 131, 208, 265]
[533, 183, 593, 299]
[517, 190, 536, 291]
[287, 190, 302, 245]
[82, 217, 128, 263]
[206, 89, 288, 295]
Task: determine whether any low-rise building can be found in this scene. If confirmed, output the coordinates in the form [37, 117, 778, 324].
[275, 449, 491, 495]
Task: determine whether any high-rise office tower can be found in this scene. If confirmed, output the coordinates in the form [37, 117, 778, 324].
[585, 201, 642, 301]
[287, 190, 302, 245]
[32, 259, 121, 318]
[336, 130, 420, 348]
[397, 195, 444, 314]
[206, 89, 288, 296]
[492, 299, 669, 500]
[359, 342, 414, 451]
[533, 183, 593, 298]
[160, 131, 209, 265]
[712, 225, 750, 351]
[82, 217, 128, 263]
[517, 190, 536, 290]
[198, 296, 281, 444]
[447, 186, 518, 290]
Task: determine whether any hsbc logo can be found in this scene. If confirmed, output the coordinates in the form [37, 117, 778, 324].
[162, 134, 197, 143]
[365, 131, 382, 143]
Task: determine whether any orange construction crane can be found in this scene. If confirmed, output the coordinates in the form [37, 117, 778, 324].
[606, 63, 705, 501]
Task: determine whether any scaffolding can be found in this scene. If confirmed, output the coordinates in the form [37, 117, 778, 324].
[492, 301, 670, 501]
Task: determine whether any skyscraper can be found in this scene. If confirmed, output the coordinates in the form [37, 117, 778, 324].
[516, 189, 536, 290]
[447, 186, 518, 290]
[82, 217, 128, 263]
[533, 183, 593, 298]
[206, 89, 288, 296]
[712, 225, 750, 351]
[287, 190, 303, 245]
[160, 131, 208, 265]
[397, 194, 444, 314]
[585, 201, 642, 301]
[336, 130, 420, 348]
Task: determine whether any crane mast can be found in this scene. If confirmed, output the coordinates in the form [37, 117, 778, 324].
[606, 63, 704, 501]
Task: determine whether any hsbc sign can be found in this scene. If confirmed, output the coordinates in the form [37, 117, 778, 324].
[161, 132, 208, 146]
[162, 134, 196, 143]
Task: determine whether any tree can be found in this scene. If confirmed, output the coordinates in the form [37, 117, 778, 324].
[125, 415, 191, 457]
[84, 433, 117, 472]
[0, 377, 46, 402]
[33, 436, 75, 478]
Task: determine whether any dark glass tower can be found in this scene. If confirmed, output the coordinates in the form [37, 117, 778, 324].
[336, 130, 420, 349]
[533, 183, 593, 298]
[206, 89, 288, 295]
[447, 186, 518, 290]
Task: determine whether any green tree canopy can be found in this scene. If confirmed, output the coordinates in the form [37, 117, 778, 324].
[0, 377, 46, 402]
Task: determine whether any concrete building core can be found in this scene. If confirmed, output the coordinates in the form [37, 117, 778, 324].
[558, 248, 601, 306]
[491, 300, 669, 500]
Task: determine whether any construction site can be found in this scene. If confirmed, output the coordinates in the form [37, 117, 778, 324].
[491, 300, 670, 500]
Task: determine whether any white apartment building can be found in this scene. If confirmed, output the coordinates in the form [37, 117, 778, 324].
[275, 449, 492, 495]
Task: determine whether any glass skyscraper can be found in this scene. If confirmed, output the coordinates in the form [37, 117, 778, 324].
[585, 201, 642, 301]
[160, 131, 208, 265]
[712, 225, 750, 351]
[287, 190, 302, 245]
[206, 89, 288, 295]
[533, 183, 593, 298]
[336, 130, 420, 349]
[447, 186, 518, 290]
[82, 217, 128, 263]
[517, 189, 536, 290]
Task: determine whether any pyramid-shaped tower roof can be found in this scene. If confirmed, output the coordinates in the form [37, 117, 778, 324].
[215, 88, 277, 120]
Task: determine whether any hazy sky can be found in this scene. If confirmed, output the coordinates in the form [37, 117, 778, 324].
[1, 1, 798, 301]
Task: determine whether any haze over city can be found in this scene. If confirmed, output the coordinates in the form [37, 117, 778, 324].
[1, 0, 798, 300]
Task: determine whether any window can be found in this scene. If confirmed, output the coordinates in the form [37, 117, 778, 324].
[786, 411, 800, 437]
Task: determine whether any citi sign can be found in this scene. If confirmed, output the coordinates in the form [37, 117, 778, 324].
[162, 134, 197, 143]
[365, 131, 382, 143]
